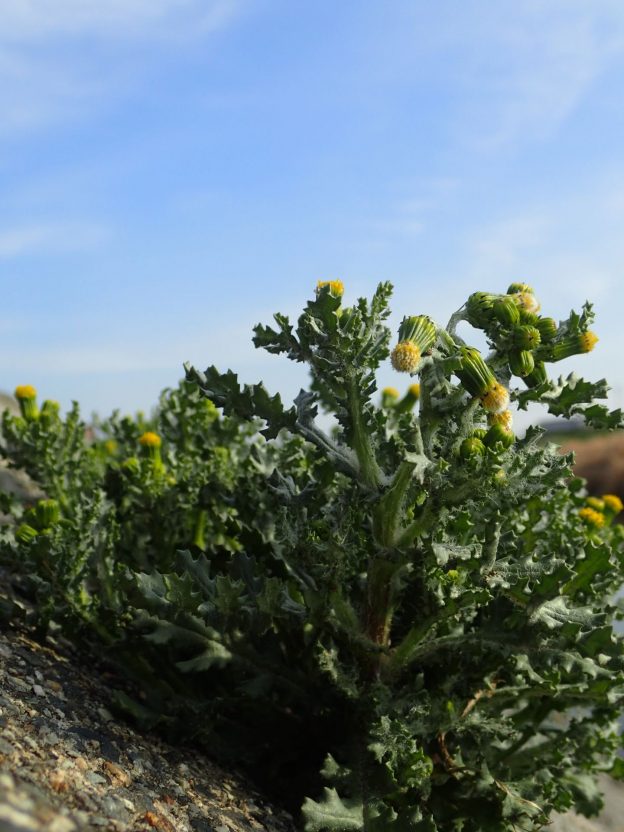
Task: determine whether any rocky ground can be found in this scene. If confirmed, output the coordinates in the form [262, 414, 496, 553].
[0, 608, 297, 832]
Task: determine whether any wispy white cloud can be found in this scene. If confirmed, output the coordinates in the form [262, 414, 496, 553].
[0, 0, 244, 136]
[0, 222, 111, 258]
[0, 0, 242, 42]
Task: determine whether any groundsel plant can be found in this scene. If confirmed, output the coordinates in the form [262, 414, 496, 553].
[185, 281, 624, 830]
[1, 281, 624, 831]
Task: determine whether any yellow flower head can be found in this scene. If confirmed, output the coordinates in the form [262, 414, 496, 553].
[139, 431, 162, 448]
[408, 383, 421, 399]
[602, 494, 624, 514]
[480, 381, 510, 414]
[585, 496, 604, 512]
[15, 384, 37, 400]
[579, 331, 599, 353]
[391, 341, 421, 373]
[316, 280, 344, 297]
[579, 507, 605, 528]
[104, 439, 118, 455]
[488, 409, 513, 431]
[382, 387, 400, 400]
[513, 291, 541, 315]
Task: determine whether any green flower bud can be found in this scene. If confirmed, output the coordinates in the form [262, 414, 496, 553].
[35, 499, 60, 529]
[484, 423, 515, 449]
[509, 349, 535, 378]
[538, 331, 598, 362]
[40, 400, 61, 426]
[518, 309, 540, 326]
[492, 297, 520, 327]
[472, 428, 488, 440]
[121, 456, 140, 475]
[395, 384, 421, 414]
[381, 387, 400, 408]
[15, 523, 38, 544]
[523, 361, 548, 388]
[456, 347, 497, 397]
[507, 282, 534, 295]
[512, 325, 541, 350]
[397, 315, 437, 353]
[460, 436, 486, 460]
[465, 292, 499, 327]
[536, 317, 557, 342]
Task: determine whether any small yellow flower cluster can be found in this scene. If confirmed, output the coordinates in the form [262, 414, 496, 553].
[579, 331, 599, 354]
[139, 431, 162, 448]
[382, 387, 399, 400]
[480, 381, 510, 414]
[488, 409, 513, 431]
[579, 493, 623, 529]
[603, 494, 624, 514]
[391, 341, 421, 373]
[15, 384, 37, 400]
[316, 280, 344, 297]
[579, 507, 605, 528]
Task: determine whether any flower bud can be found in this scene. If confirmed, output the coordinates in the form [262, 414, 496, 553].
[395, 383, 421, 414]
[472, 427, 488, 440]
[488, 409, 513, 431]
[121, 456, 140, 475]
[465, 292, 498, 327]
[523, 361, 548, 388]
[480, 381, 510, 414]
[391, 341, 422, 373]
[40, 400, 61, 426]
[397, 315, 437, 351]
[35, 499, 60, 529]
[512, 291, 541, 315]
[456, 347, 497, 397]
[492, 297, 520, 327]
[512, 325, 541, 350]
[15, 523, 38, 544]
[602, 494, 623, 516]
[139, 431, 163, 471]
[484, 422, 515, 449]
[579, 507, 605, 529]
[509, 349, 535, 378]
[507, 282, 534, 295]
[14, 385, 39, 422]
[536, 317, 557, 343]
[316, 280, 344, 297]
[586, 496, 605, 512]
[381, 387, 400, 408]
[538, 331, 598, 362]
[460, 436, 486, 460]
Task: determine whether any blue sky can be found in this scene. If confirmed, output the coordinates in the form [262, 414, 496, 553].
[2, 0, 624, 430]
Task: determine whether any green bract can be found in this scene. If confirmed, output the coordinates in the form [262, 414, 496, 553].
[1, 282, 624, 832]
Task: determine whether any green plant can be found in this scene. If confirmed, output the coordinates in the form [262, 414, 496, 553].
[2, 280, 624, 831]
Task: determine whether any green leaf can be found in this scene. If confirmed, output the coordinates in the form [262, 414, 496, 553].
[302, 788, 363, 831]
[184, 363, 297, 438]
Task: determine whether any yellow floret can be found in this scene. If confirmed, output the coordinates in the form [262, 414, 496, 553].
[586, 496, 605, 512]
[579, 507, 605, 528]
[579, 331, 599, 353]
[480, 382, 510, 414]
[138, 431, 162, 448]
[316, 280, 344, 297]
[391, 341, 421, 373]
[488, 409, 513, 431]
[104, 439, 118, 454]
[15, 384, 37, 400]
[408, 383, 421, 398]
[602, 494, 623, 514]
